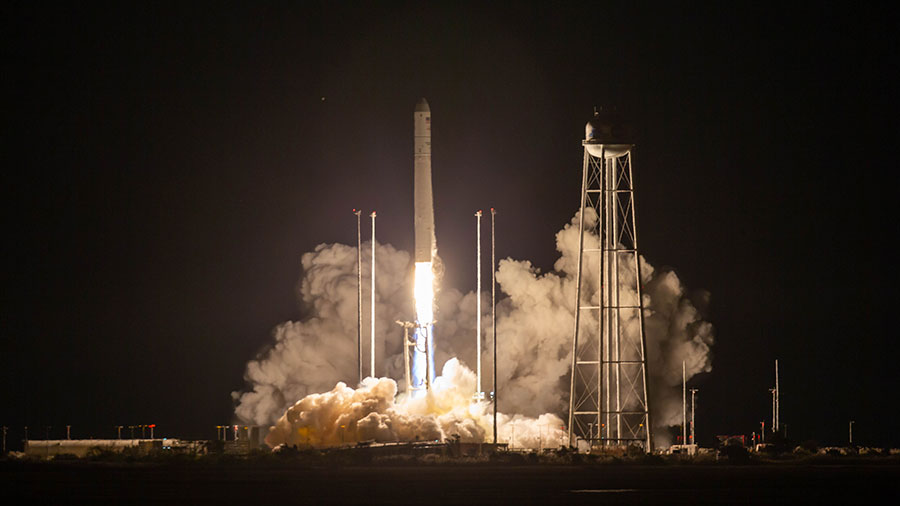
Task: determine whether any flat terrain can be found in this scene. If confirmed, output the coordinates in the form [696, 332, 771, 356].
[4, 461, 899, 505]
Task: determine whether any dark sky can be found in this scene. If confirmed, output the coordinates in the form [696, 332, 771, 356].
[3, 3, 897, 447]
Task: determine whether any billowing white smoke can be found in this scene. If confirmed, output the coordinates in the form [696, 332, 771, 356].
[232, 241, 415, 426]
[233, 211, 713, 448]
[265, 357, 566, 449]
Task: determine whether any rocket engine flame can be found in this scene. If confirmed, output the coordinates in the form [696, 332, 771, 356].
[412, 261, 435, 396]
[414, 262, 434, 323]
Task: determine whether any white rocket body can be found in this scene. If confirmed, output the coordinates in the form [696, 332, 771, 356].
[411, 98, 436, 395]
[414, 98, 435, 262]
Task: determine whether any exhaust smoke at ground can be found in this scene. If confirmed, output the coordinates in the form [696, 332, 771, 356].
[233, 210, 713, 448]
[265, 358, 566, 449]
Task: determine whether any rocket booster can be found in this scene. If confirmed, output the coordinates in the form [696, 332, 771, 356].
[414, 98, 435, 262]
[411, 98, 436, 395]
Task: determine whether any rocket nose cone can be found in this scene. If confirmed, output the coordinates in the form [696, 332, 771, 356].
[415, 97, 430, 112]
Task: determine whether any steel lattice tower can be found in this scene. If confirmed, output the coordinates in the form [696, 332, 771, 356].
[568, 111, 652, 451]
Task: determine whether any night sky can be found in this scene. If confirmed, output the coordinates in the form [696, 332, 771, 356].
[3, 3, 897, 448]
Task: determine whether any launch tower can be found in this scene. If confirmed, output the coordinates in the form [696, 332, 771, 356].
[567, 110, 652, 451]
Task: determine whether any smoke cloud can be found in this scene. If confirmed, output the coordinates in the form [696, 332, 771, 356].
[233, 211, 713, 448]
[265, 357, 566, 449]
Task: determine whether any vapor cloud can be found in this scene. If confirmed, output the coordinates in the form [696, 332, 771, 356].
[265, 357, 566, 449]
[233, 211, 713, 448]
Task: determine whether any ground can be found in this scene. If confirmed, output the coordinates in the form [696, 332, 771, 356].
[4, 460, 898, 505]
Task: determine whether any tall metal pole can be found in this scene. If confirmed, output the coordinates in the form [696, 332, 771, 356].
[2, 426, 7, 453]
[370, 211, 376, 378]
[770, 388, 776, 433]
[355, 210, 362, 384]
[491, 208, 497, 445]
[775, 359, 779, 432]
[598, 150, 607, 446]
[475, 210, 482, 397]
[690, 388, 698, 445]
[849, 420, 854, 445]
[682, 361, 687, 446]
[610, 156, 621, 443]
[604, 151, 611, 441]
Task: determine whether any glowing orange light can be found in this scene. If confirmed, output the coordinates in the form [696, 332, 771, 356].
[414, 262, 434, 323]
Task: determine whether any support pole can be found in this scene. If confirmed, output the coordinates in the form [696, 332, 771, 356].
[775, 359, 779, 432]
[355, 209, 362, 384]
[370, 211, 376, 378]
[682, 361, 687, 447]
[475, 210, 483, 398]
[491, 208, 497, 445]
[690, 388, 698, 445]
[396, 321, 416, 394]
[610, 156, 621, 443]
[849, 420, 854, 445]
[770, 387, 776, 434]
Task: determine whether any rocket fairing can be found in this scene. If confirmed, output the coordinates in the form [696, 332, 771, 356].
[414, 98, 435, 263]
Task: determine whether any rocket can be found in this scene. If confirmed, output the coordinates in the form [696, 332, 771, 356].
[411, 97, 436, 395]
[414, 98, 435, 262]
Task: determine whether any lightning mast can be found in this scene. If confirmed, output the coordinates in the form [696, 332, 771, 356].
[769, 359, 780, 434]
[370, 211, 376, 378]
[355, 209, 363, 384]
[775, 359, 780, 432]
[475, 210, 483, 400]
[491, 208, 498, 444]
[568, 109, 652, 452]
[683, 361, 687, 447]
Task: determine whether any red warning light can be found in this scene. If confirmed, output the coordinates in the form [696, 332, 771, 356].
[148, 424, 156, 428]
